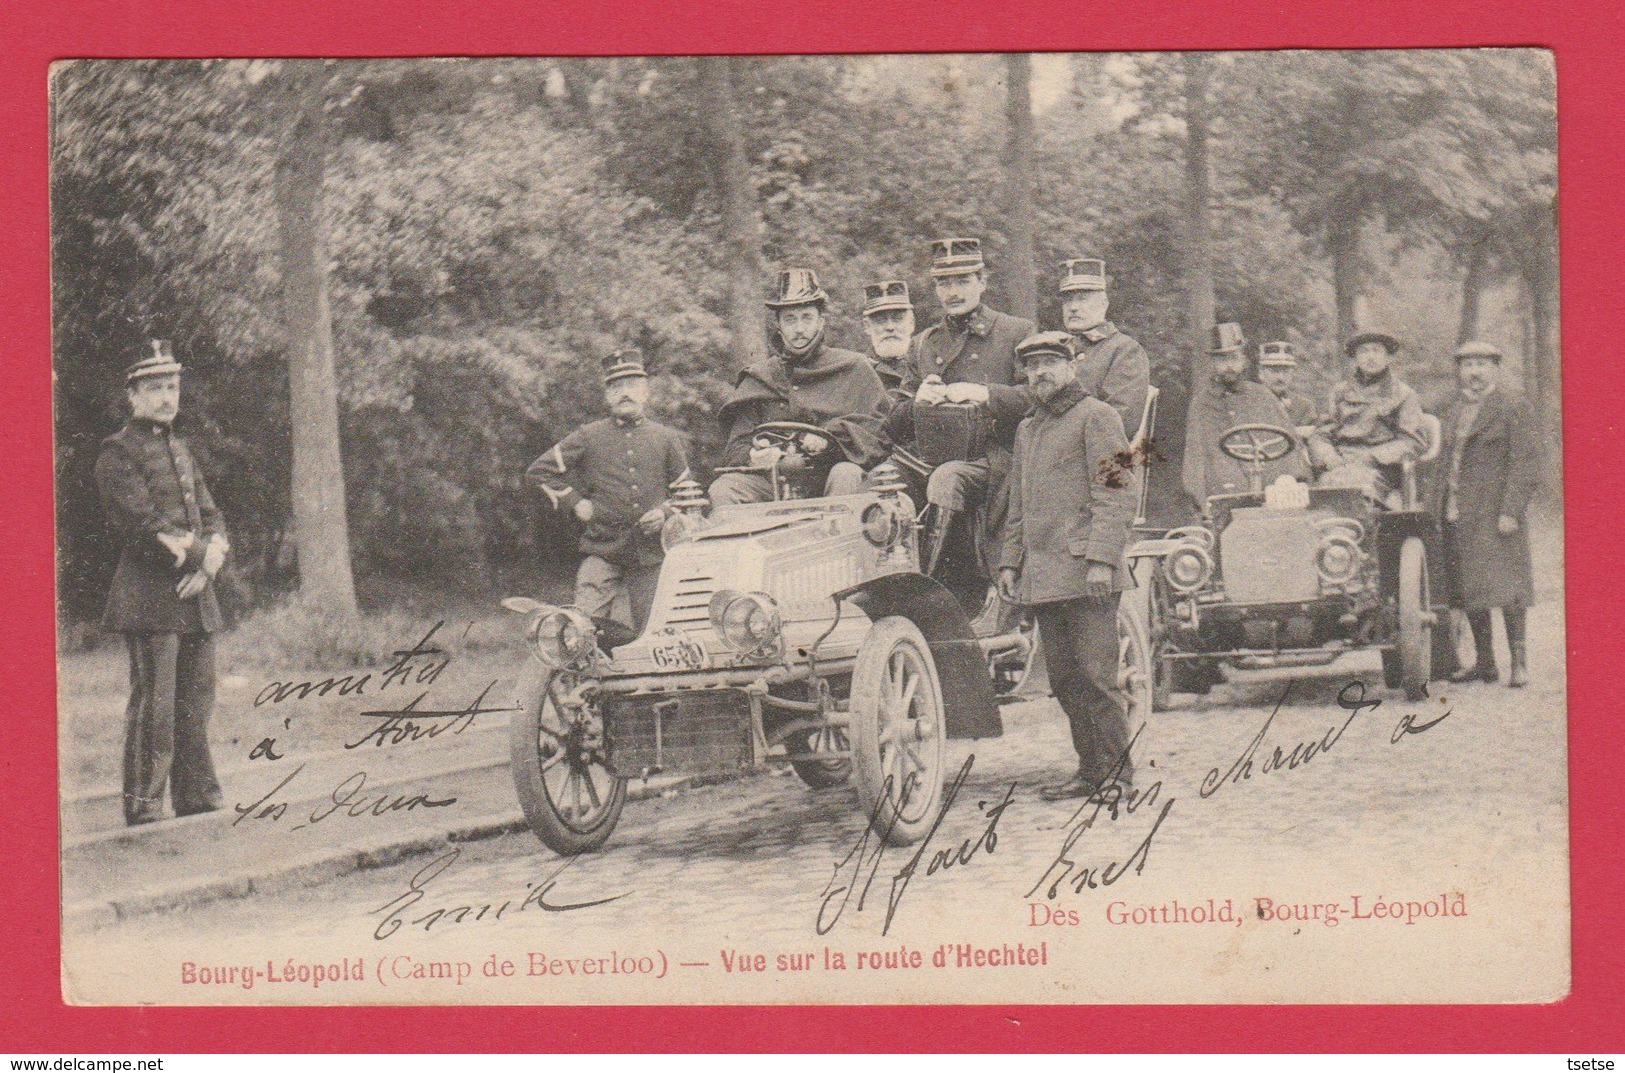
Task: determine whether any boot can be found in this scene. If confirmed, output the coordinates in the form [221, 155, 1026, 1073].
[922, 506, 956, 577]
[1449, 610, 1498, 683]
[1508, 642, 1529, 688]
[1039, 771, 1099, 802]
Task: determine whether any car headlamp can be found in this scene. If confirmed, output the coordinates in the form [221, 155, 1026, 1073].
[861, 500, 906, 547]
[707, 590, 782, 652]
[1163, 544, 1213, 594]
[531, 605, 599, 669]
[1315, 533, 1363, 585]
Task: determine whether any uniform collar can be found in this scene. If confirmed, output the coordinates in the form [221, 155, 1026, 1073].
[1036, 378, 1086, 415]
[612, 413, 645, 428]
[1075, 320, 1118, 344]
[945, 306, 993, 339]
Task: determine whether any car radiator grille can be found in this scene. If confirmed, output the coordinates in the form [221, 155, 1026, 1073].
[1220, 509, 1320, 604]
[604, 691, 753, 778]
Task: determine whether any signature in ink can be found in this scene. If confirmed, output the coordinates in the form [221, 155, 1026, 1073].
[370, 847, 628, 940]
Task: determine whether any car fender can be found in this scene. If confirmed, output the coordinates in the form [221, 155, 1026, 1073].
[835, 571, 1003, 740]
[1374, 510, 1441, 600]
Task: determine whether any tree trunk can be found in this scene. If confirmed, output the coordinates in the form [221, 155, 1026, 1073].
[697, 56, 766, 365]
[1329, 205, 1363, 351]
[274, 59, 358, 617]
[1520, 200, 1561, 480]
[1002, 53, 1039, 324]
[1181, 51, 1216, 395]
[1456, 223, 1492, 346]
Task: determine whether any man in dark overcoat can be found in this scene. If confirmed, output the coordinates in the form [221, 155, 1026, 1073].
[888, 238, 1036, 573]
[1058, 257, 1151, 440]
[527, 350, 690, 633]
[709, 268, 889, 506]
[1427, 340, 1540, 687]
[1182, 323, 1309, 511]
[997, 332, 1139, 801]
[94, 341, 229, 826]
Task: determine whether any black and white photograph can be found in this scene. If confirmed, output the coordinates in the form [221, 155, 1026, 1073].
[52, 50, 1566, 1004]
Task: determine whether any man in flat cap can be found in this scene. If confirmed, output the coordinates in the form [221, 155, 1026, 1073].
[890, 238, 1036, 575]
[1427, 341, 1540, 688]
[1182, 323, 1309, 511]
[1258, 340, 1319, 438]
[998, 332, 1139, 800]
[1308, 330, 1429, 502]
[528, 350, 690, 633]
[709, 269, 888, 506]
[1058, 257, 1151, 440]
[859, 279, 915, 400]
[95, 341, 229, 826]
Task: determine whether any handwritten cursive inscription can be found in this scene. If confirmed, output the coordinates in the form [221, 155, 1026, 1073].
[370, 847, 628, 940]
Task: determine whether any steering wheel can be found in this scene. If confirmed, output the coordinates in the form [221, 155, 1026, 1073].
[1218, 423, 1296, 464]
[750, 421, 834, 455]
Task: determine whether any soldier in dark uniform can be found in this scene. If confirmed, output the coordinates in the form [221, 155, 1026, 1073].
[997, 333, 1139, 800]
[889, 238, 1036, 573]
[859, 279, 915, 399]
[1427, 341, 1540, 688]
[709, 269, 889, 506]
[94, 341, 229, 826]
[1308, 330, 1429, 502]
[1058, 257, 1151, 440]
[527, 350, 689, 633]
[1182, 323, 1309, 511]
[1258, 341, 1319, 436]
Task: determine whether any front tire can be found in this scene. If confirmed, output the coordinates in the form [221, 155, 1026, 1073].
[510, 669, 627, 856]
[1397, 537, 1432, 701]
[851, 616, 948, 846]
[1118, 601, 1153, 729]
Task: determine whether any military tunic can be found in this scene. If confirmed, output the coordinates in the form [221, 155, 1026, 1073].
[527, 415, 690, 569]
[1182, 378, 1309, 507]
[1070, 321, 1152, 442]
[94, 418, 228, 824]
[893, 305, 1036, 451]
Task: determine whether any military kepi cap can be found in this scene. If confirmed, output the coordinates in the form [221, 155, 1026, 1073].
[1452, 339, 1503, 363]
[1259, 341, 1299, 368]
[929, 237, 985, 278]
[1015, 331, 1075, 365]
[1344, 330, 1402, 356]
[602, 348, 648, 385]
[125, 339, 184, 384]
[766, 267, 830, 309]
[862, 280, 913, 316]
[1058, 257, 1108, 293]
[1207, 322, 1247, 355]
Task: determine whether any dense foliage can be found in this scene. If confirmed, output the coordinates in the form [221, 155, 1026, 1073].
[52, 52, 1557, 627]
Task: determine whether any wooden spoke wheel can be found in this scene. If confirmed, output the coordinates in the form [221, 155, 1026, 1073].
[509, 669, 627, 855]
[851, 616, 948, 846]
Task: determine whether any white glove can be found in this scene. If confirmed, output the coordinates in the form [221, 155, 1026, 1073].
[202, 535, 228, 577]
[637, 507, 666, 535]
[915, 377, 948, 406]
[175, 571, 208, 600]
[573, 499, 595, 523]
[944, 382, 989, 405]
[157, 531, 194, 568]
[749, 444, 784, 469]
[800, 433, 829, 455]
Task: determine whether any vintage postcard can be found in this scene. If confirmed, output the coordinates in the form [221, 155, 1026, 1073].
[54, 49, 1566, 1005]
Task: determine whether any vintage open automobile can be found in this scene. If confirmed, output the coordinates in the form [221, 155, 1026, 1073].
[1127, 419, 1446, 709]
[502, 420, 1150, 857]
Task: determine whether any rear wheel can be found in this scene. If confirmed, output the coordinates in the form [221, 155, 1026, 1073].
[851, 616, 948, 846]
[1397, 537, 1432, 701]
[510, 670, 627, 855]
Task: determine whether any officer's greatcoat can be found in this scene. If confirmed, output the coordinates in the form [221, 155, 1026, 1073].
[717, 340, 889, 470]
[893, 305, 1036, 451]
[1425, 387, 1539, 610]
[1071, 321, 1151, 441]
[527, 416, 689, 568]
[95, 419, 227, 634]
[1000, 380, 1137, 604]
[1182, 378, 1310, 506]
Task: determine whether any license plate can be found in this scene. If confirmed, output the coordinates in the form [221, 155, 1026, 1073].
[649, 629, 708, 671]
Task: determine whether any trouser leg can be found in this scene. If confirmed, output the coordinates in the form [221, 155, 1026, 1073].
[823, 461, 864, 496]
[1034, 598, 1131, 784]
[1466, 609, 1496, 667]
[925, 458, 989, 512]
[1503, 604, 1529, 687]
[574, 555, 624, 621]
[123, 633, 179, 825]
[707, 471, 776, 506]
[624, 565, 661, 634]
[171, 632, 222, 816]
